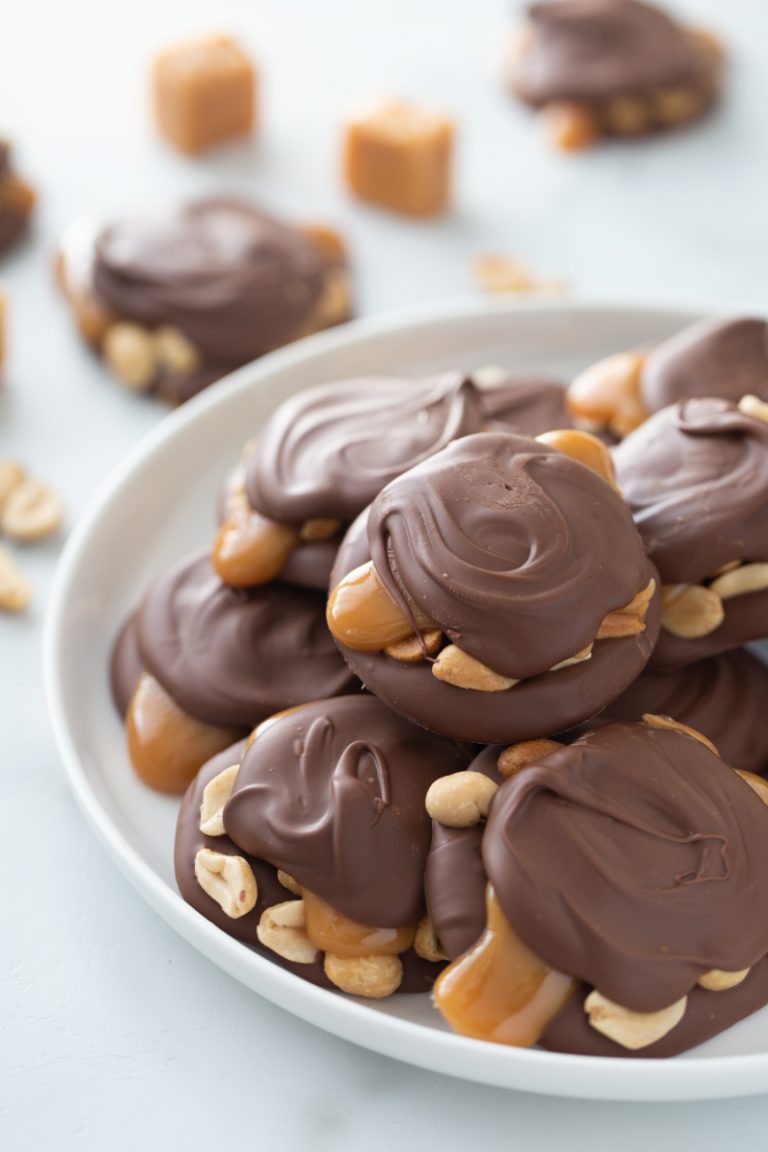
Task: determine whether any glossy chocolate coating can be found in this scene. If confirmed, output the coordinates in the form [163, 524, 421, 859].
[92, 198, 338, 367]
[614, 399, 768, 583]
[512, 0, 711, 107]
[485, 723, 768, 1013]
[135, 552, 356, 728]
[175, 742, 333, 988]
[218, 460, 340, 591]
[426, 745, 504, 960]
[223, 696, 471, 927]
[541, 961, 768, 1058]
[331, 502, 660, 745]
[602, 649, 768, 775]
[641, 318, 768, 414]
[109, 613, 144, 716]
[246, 374, 484, 525]
[480, 377, 572, 436]
[367, 432, 650, 679]
[650, 592, 768, 669]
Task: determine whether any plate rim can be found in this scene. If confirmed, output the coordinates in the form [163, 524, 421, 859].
[44, 296, 768, 1102]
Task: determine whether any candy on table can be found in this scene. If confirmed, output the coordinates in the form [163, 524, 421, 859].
[343, 98, 454, 217]
[153, 34, 257, 154]
[506, 0, 723, 152]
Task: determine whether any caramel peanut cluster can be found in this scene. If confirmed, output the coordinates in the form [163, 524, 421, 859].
[327, 430, 655, 693]
[429, 718, 768, 1053]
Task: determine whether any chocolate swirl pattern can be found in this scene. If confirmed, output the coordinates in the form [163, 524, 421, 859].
[245, 374, 484, 524]
[92, 198, 335, 366]
[223, 696, 470, 927]
[512, 0, 711, 107]
[484, 723, 768, 1013]
[136, 552, 356, 728]
[641, 317, 768, 414]
[614, 399, 768, 582]
[367, 432, 649, 679]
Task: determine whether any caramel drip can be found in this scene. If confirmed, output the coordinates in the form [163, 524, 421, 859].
[326, 560, 434, 651]
[433, 885, 576, 1046]
[126, 673, 241, 794]
[303, 889, 416, 958]
[212, 507, 300, 587]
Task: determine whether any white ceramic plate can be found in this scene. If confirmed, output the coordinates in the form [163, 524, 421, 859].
[45, 300, 768, 1102]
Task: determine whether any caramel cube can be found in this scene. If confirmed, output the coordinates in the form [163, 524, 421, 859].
[343, 100, 454, 217]
[153, 35, 256, 155]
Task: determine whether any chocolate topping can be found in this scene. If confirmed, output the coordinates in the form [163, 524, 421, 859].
[426, 746, 504, 960]
[223, 696, 470, 927]
[136, 552, 356, 728]
[641, 318, 768, 414]
[92, 198, 337, 366]
[480, 377, 572, 436]
[331, 506, 660, 745]
[541, 961, 768, 1058]
[603, 649, 768, 775]
[109, 613, 144, 716]
[485, 723, 768, 1012]
[174, 741, 333, 988]
[245, 374, 484, 525]
[513, 0, 710, 107]
[367, 432, 649, 679]
[614, 399, 768, 582]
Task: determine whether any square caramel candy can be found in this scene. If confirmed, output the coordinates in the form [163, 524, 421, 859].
[343, 100, 454, 217]
[153, 35, 256, 155]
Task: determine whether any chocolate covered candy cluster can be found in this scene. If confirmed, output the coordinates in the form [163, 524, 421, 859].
[112, 352, 768, 1052]
[57, 197, 351, 403]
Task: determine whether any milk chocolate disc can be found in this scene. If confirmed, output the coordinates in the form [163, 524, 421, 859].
[223, 695, 471, 927]
[135, 552, 357, 728]
[614, 399, 768, 583]
[330, 434, 660, 744]
[602, 648, 768, 774]
[485, 723, 768, 1014]
[641, 317, 768, 414]
[245, 374, 484, 525]
[511, 0, 713, 107]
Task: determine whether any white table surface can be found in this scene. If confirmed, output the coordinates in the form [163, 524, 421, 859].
[3, 0, 768, 1147]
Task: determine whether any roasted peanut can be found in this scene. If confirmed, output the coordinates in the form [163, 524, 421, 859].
[0, 478, 63, 541]
[642, 713, 719, 757]
[497, 739, 562, 779]
[710, 563, 768, 601]
[257, 900, 318, 964]
[584, 990, 687, 1050]
[103, 322, 157, 391]
[194, 848, 258, 918]
[661, 583, 724, 639]
[432, 645, 518, 691]
[198, 763, 240, 836]
[0, 544, 32, 612]
[697, 968, 749, 991]
[426, 771, 499, 828]
[324, 952, 403, 998]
